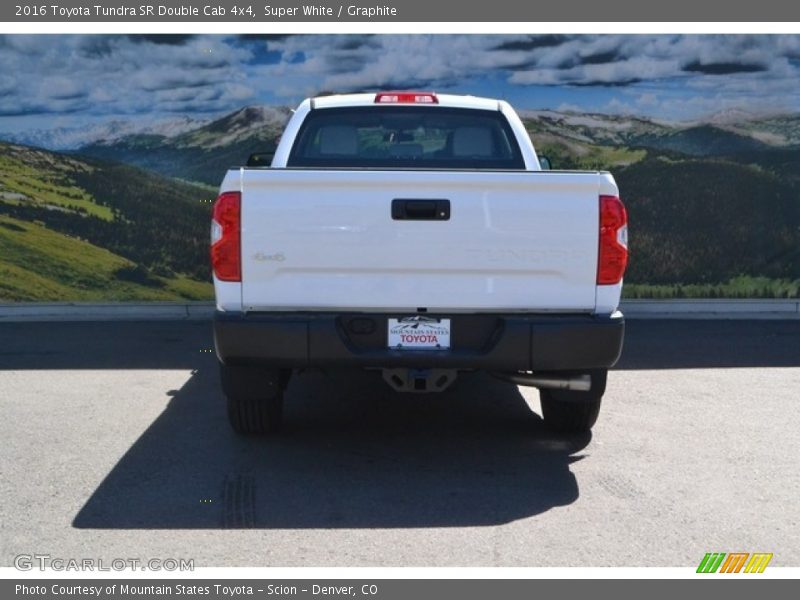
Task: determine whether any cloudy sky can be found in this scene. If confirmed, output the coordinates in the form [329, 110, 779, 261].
[1, 34, 799, 136]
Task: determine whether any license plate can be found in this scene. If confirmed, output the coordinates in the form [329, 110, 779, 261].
[388, 317, 451, 350]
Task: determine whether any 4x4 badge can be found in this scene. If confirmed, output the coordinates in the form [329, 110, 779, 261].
[253, 252, 286, 262]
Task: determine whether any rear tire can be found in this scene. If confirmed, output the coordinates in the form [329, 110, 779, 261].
[220, 363, 286, 434]
[539, 369, 607, 434]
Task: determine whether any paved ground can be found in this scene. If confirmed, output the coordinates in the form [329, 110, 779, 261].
[0, 320, 798, 567]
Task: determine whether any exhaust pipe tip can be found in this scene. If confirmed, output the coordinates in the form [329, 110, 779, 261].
[490, 371, 592, 391]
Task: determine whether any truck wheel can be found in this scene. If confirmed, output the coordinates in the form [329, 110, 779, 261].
[220, 363, 285, 434]
[539, 369, 607, 433]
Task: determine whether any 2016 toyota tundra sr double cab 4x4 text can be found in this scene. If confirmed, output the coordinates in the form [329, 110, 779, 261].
[212, 91, 628, 435]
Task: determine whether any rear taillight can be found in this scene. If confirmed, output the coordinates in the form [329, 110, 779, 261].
[597, 195, 628, 285]
[211, 191, 241, 282]
[375, 91, 438, 104]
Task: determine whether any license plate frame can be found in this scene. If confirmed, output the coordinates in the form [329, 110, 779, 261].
[388, 316, 451, 350]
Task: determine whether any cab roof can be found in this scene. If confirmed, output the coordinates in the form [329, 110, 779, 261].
[309, 92, 502, 111]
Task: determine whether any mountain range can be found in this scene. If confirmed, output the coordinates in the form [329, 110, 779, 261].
[0, 104, 798, 300]
[78, 106, 291, 186]
[77, 106, 800, 187]
[3, 116, 211, 152]
[0, 141, 212, 301]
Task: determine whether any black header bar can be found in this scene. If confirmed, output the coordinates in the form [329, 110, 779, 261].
[3, 0, 800, 22]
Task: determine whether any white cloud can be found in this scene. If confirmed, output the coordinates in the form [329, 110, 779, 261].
[256, 34, 800, 118]
[0, 35, 253, 117]
[0, 34, 798, 127]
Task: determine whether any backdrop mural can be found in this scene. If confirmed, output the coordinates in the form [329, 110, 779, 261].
[0, 34, 798, 301]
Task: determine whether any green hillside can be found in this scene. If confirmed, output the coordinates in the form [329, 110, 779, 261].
[616, 156, 800, 285]
[525, 119, 800, 296]
[632, 125, 770, 156]
[0, 215, 207, 301]
[0, 142, 212, 301]
[529, 132, 647, 170]
[0, 151, 112, 220]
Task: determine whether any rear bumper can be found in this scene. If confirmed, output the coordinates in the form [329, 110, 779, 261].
[214, 310, 625, 372]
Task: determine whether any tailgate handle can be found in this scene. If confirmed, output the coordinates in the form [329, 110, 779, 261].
[392, 199, 450, 221]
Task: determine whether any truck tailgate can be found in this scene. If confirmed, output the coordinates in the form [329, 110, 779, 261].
[238, 169, 604, 312]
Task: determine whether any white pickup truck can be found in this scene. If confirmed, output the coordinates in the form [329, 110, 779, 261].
[212, 91, 627, 435]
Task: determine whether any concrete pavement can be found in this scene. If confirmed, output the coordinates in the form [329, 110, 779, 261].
[0, 320, 798, 567]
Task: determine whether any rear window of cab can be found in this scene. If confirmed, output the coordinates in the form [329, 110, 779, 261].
[287, 106, 525, 169]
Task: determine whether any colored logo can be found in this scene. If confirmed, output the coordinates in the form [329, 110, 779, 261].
[697, 552, 773, 573]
